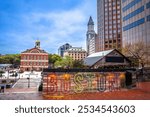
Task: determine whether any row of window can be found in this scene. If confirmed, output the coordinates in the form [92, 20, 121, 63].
[22, 55, 47, 60]
[105, 11, 121, 15]
[105, 22, 121, 26]
[105, 17, 121, 22]
[105, 0, 120, 4]
[147, 15, 150, 21]
[123, 0, 142, 12]
[105, 39, 121, 43]
[123, 14, 150, 31]
[105, 5, 121, 10]
[123, 18, 145, 31]
[147, 1, 150, 9]
[123, 6, 144, 21]
[22, 62, 47, 66]
[105, 26, 121, 30]
[105, 44, 121, 49]
[105, 28, 121, 32]
[105, 33, 121, 39]
[68, 54, 86, 58]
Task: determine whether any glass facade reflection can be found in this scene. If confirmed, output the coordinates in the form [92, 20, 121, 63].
[122, 0, 150, 66]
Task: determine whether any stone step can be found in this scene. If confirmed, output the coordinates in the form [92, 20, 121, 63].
[13, 78, 41, 88]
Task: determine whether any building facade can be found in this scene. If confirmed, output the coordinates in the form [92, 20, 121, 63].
[64, 47, 87, 60]
[122, 0, 150, 47]
[20, 41, 49, 71]
[58, 43, 72, 57]
[122, 0, 150, 67]
[86, 16, 97, 55]
[97, 0, 122, 52]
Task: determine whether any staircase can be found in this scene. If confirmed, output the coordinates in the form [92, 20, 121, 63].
[13, 78, 41, 89]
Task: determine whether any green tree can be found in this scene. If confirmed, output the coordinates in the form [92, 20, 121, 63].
[72, 60, 85, 68]
[0, 54, 20, 65]
[54, 60, 63, 68]
[48, 54, 62, 68]
[54, 56, 73, 68]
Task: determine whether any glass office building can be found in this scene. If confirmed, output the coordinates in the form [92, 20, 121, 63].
[122, 0, 150, 46]
[58, 43, 72, 57]
[122, 0, 150, 66]
[97, 0, 122, 52]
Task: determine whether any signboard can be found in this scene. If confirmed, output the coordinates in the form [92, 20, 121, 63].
[43, 71, 125, 96]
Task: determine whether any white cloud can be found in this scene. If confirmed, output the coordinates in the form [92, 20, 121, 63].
[14, 0, 97, 54]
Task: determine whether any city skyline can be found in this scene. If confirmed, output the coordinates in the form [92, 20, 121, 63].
[0, 0, 97, 54]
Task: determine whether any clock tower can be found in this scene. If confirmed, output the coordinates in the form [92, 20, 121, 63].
[86, 16, 97, 55]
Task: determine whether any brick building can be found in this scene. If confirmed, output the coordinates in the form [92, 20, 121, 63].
[20, 41, 49, 71]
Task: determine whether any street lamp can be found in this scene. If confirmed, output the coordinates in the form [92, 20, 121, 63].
[27, 70, 33, 88]
[7, 70, 9, 79]
[18, 69, 20, 79]
[15, 71, 18, 82]
[27, 77, 30, 88]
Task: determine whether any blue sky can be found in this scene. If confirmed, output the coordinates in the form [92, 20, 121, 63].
[0, 0, 96, 54]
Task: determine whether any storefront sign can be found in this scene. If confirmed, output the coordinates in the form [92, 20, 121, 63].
[43, 72, 125, 95]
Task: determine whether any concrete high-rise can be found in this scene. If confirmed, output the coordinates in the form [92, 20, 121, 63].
[86, 16, 97, 55]
[96, 0, 122, 52]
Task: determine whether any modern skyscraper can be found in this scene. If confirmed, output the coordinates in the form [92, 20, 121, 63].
[122, 0, 150, 67]
[86, 16, 97, 55]
[58, 43, 72, 57]
[122, 0, 150, 47]
[97, 0, 122, 52]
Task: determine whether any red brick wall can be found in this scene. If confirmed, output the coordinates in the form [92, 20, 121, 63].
[20, 53, 48, 71]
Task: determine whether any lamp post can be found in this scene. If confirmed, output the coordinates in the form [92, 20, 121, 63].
[18, 70, 20, 79]
[27, 77, 30, 88]
[27, 70, 33, 88]
[7, 70, 9, 79]
[15, 71, 16, 82]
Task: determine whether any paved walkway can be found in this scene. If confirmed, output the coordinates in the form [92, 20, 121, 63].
[61, 89, 150, 100]
[0, 82, 150, 100]
[0, 75, 42, 99]
[13, 78, 41, 88]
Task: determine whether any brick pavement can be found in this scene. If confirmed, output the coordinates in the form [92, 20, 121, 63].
[43, 82, 150, 100]
[0, 82, 150, 100]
